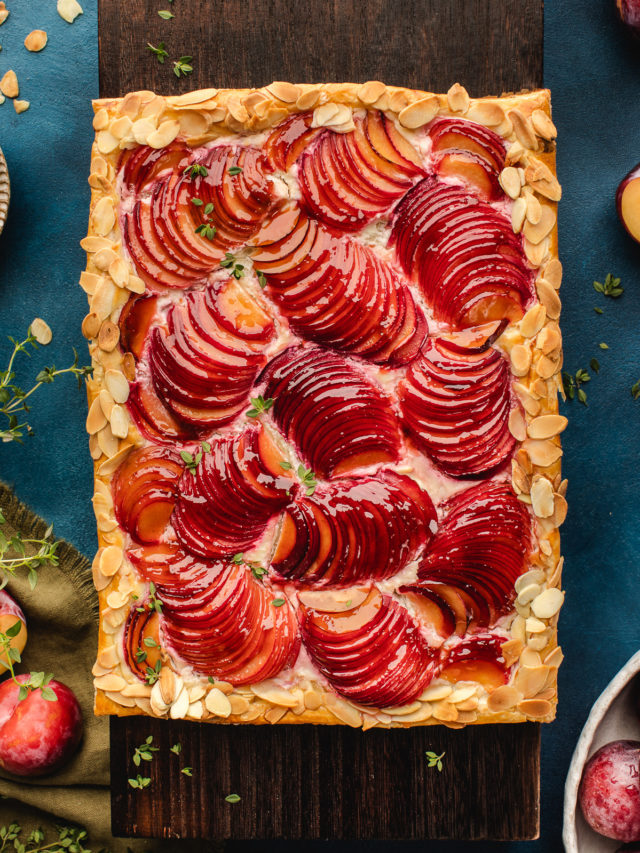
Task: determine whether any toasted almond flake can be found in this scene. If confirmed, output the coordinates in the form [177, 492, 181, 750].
[28, 318, 52, 346]
[98, 442, 134, 476]
[93, 109, 109, 131]
[119, 92, 142, 119]
[251, 681, 298, 707]
[523, 205, 556, 245]
[86, 396, 107, 434]
[0, 8, 7, 25]
[418, 683, 452, 702]
[126, 273, 145, 295]
[553, 493, 568, 527]
[188, 684, 206, 703]
[530, 476, 555, 518]
[515, 569, 546, 594]
[509, 108, 537, 149]
[227, 100, 249, 123]
[303, 687, 323, 710]
[508, 407, 527, 442]
[540, 538, 552, 556]
[544, 646, 564, 668]
[13, 99, 29, 115]
[0, 70, 18, 98]
[93, 249, 119, 275]
[357, 81, 387, 105]
[543, 258, 563, 289]
[487, 685, 523, 712]
[98, 319, 119, 352]
[510, 616, 526, 645]
[58, 0, 83, 23]
[448, 686, 477, 704]
[177, 110, 209, 137]
[467, 102, 504, 126]
[80, 271, 101, 295]
[169, 686, 189, 720]
[132, 117, 157, 145]
[398, 96, 439, 129]
[147, 119, 180, 149]
[296, 88, 321, 110]
[122, 682, 151, 698]
[96, 130, 119, 155]
[98, 545, 124, 576]
[81, 312, 100, 340]
[80, 236, 112, 254]
[527, 414, 568, 440]
[514, 665, 549, 698]
[536, 323, 561, 355]
[106, 589, 128, 609]
[171, 88, 219, 107]
[506, 140, 525, 165]
[527, 173, 562, 203]
[446, 82, 469, 113]
[510, 344, 531, 377]
[141, 94, 166, 119]
[523, 438, 563, 468]
[105, 369, 129, 403]
[110, 115, 133, 140]
[536, 278, 561, 319]
[499, 166, 521, 200]
[517, 583, 542, 606]
[511, 459, 530, 495]
[205, 687, 232, 717]
[519, 304, 546, 338]
[122, 352, 136, 381]
[327, 697, 362, 727]
[531, 109, 557, 141]
[91, 197, 116, 238]
[518, 698, 553, 719]
[311, 102, 339, 127]
[520, 648, 543, 668]
[511, 196, 526, 234]
[388, 89, 410, 113]
[109, 404, 129, 439]
[524, 236, 549, 267]
[88, 433, 101, 461]
[98, 645, 119, 669]
[432, 700, 458, 722]
[266, 81, 300, 103]
[265, 706, 288, 723]
[108, 257, 129, 289]
[149, 681, 169, 716]
[383, 701, 422, 716]
[525, 191, 542, 225]
[94, 673, 125, 692]
[531, 587, 564, 619]
[229, 695, 250, 715]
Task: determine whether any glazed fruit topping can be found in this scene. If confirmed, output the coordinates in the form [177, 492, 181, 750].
[300, 586, 439, 708]
[401, 481, 532, 639]
[271, 470, 436, 587]
[399, 323, 516, 478]
[262, 345, 403, 478]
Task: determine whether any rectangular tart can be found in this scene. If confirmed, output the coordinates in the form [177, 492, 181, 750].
[83, 82, 565, 728]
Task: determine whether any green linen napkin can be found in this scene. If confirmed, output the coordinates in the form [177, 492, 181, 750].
[0, 483, 205, 852]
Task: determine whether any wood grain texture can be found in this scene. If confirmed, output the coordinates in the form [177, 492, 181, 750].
[101, 0, 544, 840]
[111, 717, 540, 840]
[98, 0, 542, 97]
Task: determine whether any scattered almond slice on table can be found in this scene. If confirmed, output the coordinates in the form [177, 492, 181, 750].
[14, 99, 29, 114]
[25, 30, 48, 52]
[0, 2, 8, 26]
[57, 0, 83, 24]
[0, 69, 18, 98]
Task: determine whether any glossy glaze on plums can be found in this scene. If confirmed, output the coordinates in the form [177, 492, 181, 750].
[112, 108, 537, 702]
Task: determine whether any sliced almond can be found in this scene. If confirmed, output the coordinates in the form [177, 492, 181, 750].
[109, 404, 129, 439]
[327, 697, 362, 727]
[266, 81, 300, 103]
[510, 344, 531, 377]
[98, 320, 119, 352]
[0, 70, 18, 98]
[265, 706, 288, 723]
[515, 569, 546, 594]
[108, 258, 129, 289]
[536, 278, 562, 319]
[122, 352, 136, 381]
[92, 247, 119, 272]
[357, 81, 387, 105]
[80, 235, 112, 254]
[127, 273, 145, 295]
[525, 192, 542, 225]
[132, 117, 157, 145]
[105, 369, 129, 404]
[531, 587, 564, 619]
[296, 88, 321, 110]
[91, 197, 116, 238]
[531, 109, 557, 141]
[398, 96, 439, 129]
[14, 100, 30, 115]
[543, 258, 563, 289]
[93, 109, 109, 131]
[251, 681, 298, 708]
[418, 683, 452, 702]
[94, 673, 126, 692]
[523, 205, 556, 245]
[110, 115, 133, 141]
[508, 407, 527, 442]
[467, 102, 504, 126]
[432, 700, 458, 722]
[96, 130, 119, 155]
[506, 140, 525, 165]
[446, 82, 469, 113]
[487, 685, 523, 712]
[86, 396, 107, 434]
[517, 583, 542, 606]
[553, 493, 568, 526]
[530, 476, 554, 518]
[58, 0, 83, 23]
[499, 166, 521, 200]
[509, 109, 537, 149]
[511, 196, 526, 234]
[229, 695, 250, 715]
[522, 438, 563, 468]
[520, 303, 546, 338]
[147, 119, 180, 149]
[170, 686, 190, 720]
[518, 698, 553, 719]
[544, 646, 564, 668]
[527, 414, 568, 440]
[303, 687, 323, 710]
[524, 236, 549, 268]
[205, 687, 232, 718]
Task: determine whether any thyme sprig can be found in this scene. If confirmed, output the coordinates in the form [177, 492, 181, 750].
[0, 510, 59, 590]
[593, 273, 623, 298]
[425, 750, 445, 772]
[0, 824, 94, 853]
[132, 735, 159, 766]
[220, 252, 245, 280]
[0, 328, 92, 443]
[0, 624, 57, 702]
[173, 56, 193, 78]
[246, 395, 273, 418]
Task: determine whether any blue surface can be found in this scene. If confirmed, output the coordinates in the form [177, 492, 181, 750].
[1, 0, 640, 849]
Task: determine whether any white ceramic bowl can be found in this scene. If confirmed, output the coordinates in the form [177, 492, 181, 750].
[0, 145, 9, 234]
[563, 649, 640, 852]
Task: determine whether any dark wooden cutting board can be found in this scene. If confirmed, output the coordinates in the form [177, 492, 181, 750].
[100, 0, 543, 840]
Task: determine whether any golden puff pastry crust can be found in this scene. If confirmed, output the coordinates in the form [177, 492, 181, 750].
[83, 82, 564, 729]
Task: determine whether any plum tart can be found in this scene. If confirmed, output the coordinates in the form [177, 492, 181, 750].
[82, 82, 565, 728]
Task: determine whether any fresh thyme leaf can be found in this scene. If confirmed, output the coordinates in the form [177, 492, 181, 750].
[590, 358, 600, 373]
[135, 648, 147, 663]
[425, 750, 445, 772]
[297, 464, 317, 496]
[279, 461, 292, 470]
[145, 660, 162, 685]
[201, 440, 211, 453]
[173, 56, 193, 78]
[250, 563, 268, 581]
[632, 380, 640, 401]
[158, 9, 175, 18]
[132, 736, 159, 768]
[146, 41, 168, 63]
[593, 273, 623, 298]
[594, 306, 603, 314]
[204, 202, 214, 215]
[220, 252, 245, 279]
[170, 743, 182, 755]
[228, 166, 243, 175]
[246, 395, 274, 418]
[599, 342, 609, 350]
[183, 163, 208, 179]
[256, 270, 267, 289]
[271, 598, 285, 607]
[225, 793, 241, 803]
[181, 766, 193, 776]
[231, 553, 243, 564]
[577, 387, 588, 405]
[128, 774, 151, 790]
[191, 197, 203, 206]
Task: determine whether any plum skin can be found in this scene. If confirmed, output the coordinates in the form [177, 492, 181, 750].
[579, 739, 640, 842]
[617, 0, 640, 38]
[0, 675, 83, 776]
[617, 163, 640, 245]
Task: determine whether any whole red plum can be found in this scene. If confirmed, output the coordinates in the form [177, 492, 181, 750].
[579, 740, 640, 842]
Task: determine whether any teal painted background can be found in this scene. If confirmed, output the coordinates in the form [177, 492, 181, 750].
[1, 1, 640, 849]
